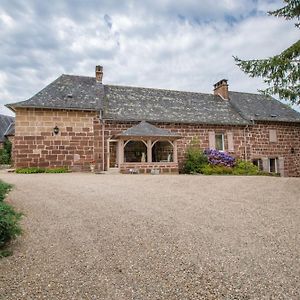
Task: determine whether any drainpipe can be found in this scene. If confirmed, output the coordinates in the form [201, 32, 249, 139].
[243, 125, 248, 161]
[243, 119, 254, 161]
[99, 109, 105, 171]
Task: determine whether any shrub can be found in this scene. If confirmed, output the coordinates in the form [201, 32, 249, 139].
[204, 149, 236, 167]
[0, 181, 12, 202]
[233, 160, 260, 175]
[0, 139, 12, 164]
[184, 147, 208, 174]
[0, 202, 22, 249]
[16, 167, 46, 174]
[201, 164, 233, 175]
[45, 167, 68, 173]
[16, 167, 69, 174]
[0, 180, 22, 254]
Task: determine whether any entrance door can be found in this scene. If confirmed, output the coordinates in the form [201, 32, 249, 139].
[108, 140, 119, 169]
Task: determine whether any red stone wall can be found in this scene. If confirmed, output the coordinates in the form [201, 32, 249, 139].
[247, 122, 300, 177]
[12, 108, 300, 176]
[13, 108, 101, 171]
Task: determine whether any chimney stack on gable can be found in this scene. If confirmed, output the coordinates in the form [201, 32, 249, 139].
[95, 65, 103, 83]
[213, 79, 229, 100]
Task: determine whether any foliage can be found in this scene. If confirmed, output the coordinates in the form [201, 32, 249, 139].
[232, 160, 260, 175]
[234, 0, 300, 105]
[16, 167, 46, 174]
[45, 167, 68, 173]
[0, 180, 22, 254]
[16, 167, 68, 174]
[201, 165, 233, 175]
[0, 181, 12, 202]
[0, 139, 12, 164]
[184, 146, 208, 174]
[204, 149, 236, 167]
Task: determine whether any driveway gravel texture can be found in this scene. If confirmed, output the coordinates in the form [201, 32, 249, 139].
[0, 173, 299, 300]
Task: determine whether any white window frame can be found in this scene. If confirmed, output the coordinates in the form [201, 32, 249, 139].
[269, 158, 278, 173]
[215, 133, 225, 152]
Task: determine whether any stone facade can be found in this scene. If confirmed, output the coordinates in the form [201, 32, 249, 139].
[13, 108, 300, 176]
[13, 108, 100, 171]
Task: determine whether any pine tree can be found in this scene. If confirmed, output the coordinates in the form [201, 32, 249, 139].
[234, 0, 300, 105]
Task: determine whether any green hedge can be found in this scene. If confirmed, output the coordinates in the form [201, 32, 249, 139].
[16, 167, 68, 174]
[0, 180, 22, 256]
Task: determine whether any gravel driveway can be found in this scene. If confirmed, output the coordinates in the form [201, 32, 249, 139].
[0, 173, 299, 299]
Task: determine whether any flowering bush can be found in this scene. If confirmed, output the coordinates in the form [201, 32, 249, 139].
[204, 149, 236, 168]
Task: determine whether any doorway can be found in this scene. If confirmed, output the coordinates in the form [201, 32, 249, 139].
[107, 140, 119, 169]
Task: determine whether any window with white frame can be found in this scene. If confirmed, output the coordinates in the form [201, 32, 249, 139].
[269, 158, 278, 173]
[215, 133, 224, 151]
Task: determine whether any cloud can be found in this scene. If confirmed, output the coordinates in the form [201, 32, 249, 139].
[0, 0, 299, 116]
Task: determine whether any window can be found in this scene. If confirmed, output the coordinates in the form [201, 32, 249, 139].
[215, 134, 224, 151]
[152, 141, 173, 162]
[124, 141, 147, 163]
[252, 159, 263, 171]
[269, 158, 278, 173]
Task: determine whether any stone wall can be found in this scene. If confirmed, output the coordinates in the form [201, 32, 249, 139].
[13, 109, 300, 176]
[14, 108, 101, 170]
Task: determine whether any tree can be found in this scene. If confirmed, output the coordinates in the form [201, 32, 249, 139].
[234, 0, 300, 105]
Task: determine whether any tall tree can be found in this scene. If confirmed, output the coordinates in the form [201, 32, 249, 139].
[234, 0, 300, 105]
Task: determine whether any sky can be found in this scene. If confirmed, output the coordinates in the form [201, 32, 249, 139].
[0, 0, 299, 116]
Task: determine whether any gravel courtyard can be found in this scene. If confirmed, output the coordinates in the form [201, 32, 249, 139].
[0, 173, 299, 299]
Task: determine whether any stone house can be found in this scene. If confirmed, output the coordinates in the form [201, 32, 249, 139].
[6, 66, 300, 176]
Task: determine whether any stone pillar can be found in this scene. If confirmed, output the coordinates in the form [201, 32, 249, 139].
[147, 140, 152, 163]
[262, 157, 269, 172]
[173, 140, 178, 163]
[278, 157, 285, 177]
[118, 140, 124, 164]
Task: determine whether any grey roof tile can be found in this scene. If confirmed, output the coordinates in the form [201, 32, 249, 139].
[6, 74, 300, 124]
[7, 75, 103, 111]
[0, 114, 14, 142]
[103, 85, 248, 125]
[229, 91, 300, 123]
[116, 121, 181, 138]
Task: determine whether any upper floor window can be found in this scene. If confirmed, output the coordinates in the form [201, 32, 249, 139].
[215, 134, 224, 151]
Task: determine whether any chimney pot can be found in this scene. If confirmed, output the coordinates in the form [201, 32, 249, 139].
[213, 79, 229, 100]
[95, 65, 103, 83]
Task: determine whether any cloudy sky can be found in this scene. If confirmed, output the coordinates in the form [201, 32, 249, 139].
[0, 0, 299, 115]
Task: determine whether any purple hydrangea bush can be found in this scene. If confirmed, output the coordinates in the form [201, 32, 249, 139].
[204, 149, 236, 168]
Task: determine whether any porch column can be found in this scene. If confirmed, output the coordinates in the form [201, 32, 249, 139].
[118, 140, 124, 164]
[147, 139, 152, 163]
[173, 140, 178, 163]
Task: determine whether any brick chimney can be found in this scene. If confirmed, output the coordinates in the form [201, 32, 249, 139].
[95, 65, 103, 83]
[213, 79, 229, 100]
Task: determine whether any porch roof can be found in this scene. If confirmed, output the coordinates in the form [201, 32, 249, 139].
[116, 121, 181, 139]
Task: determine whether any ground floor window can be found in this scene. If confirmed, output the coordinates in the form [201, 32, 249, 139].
[152, 141, 173, 162]
[252, 159, 263, 171]
[215, 133, 224, 151]
[269, 158, 278, 173]
[124, 141, 147, 162]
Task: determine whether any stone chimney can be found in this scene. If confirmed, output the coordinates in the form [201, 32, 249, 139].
[95, 65, 103, 83]
[213, 79, 229, 100]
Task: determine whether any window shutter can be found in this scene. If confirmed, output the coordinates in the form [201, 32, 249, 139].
[227, 132, 234, 152]
[269, 130, 277, 142]
[208, 131, 215, 149]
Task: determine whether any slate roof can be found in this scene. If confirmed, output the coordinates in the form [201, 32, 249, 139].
[229, 92, 300, 123]
[6, 74, 300, 124]
[0, 114, 14, 142]
[4, 122, 15, 136]
[7, 75, 103, 111]
[116, 121, 181, 138]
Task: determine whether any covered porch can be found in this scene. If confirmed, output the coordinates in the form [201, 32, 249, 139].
[107, 121, 181, 174]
